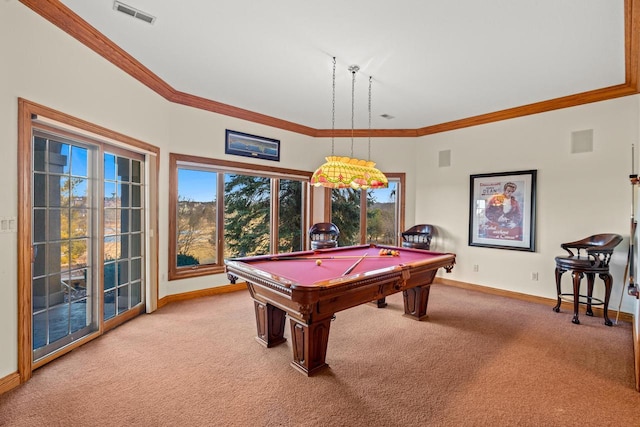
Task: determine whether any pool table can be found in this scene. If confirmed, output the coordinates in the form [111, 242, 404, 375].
[224, 244, 456, 376]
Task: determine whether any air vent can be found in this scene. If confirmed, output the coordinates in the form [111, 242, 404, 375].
[438, 150, 451, 167]
[571, 129, 593, 154]
[113, 1, 156, 24]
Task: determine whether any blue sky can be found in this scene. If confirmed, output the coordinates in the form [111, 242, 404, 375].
[178, 169, 217, 202]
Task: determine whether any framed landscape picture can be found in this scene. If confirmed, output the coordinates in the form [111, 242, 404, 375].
[225, 130, 280, 162]
[468, 170, 537, 251]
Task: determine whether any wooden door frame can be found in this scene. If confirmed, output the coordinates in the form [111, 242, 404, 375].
[17, 98, 160, 383]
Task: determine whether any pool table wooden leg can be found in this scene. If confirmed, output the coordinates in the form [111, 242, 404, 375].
[253, 301, 287, 348]
[402, 285, 431, 321]
[372, 297, 387, 308]
[289, 317, 332, 376]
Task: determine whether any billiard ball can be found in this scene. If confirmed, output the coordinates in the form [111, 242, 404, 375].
[316, 259, 322, 266]
[379, 248, 400, 256]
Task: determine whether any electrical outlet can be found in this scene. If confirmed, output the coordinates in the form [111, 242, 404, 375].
[531, 272, 539, 281]
[473, 264, 479, 272]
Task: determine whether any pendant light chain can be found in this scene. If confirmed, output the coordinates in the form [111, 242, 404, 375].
[350, 68, 356, 158]
[331, 57, 336, 156]
[368, 76, 372, 161]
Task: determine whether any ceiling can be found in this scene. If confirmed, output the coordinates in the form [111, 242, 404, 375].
[50, 1, 630, 132]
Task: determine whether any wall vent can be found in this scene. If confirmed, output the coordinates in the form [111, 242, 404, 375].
[438, 149, 451, 167]
[113, 1, 156, 24]
[571, 129, 593, 154]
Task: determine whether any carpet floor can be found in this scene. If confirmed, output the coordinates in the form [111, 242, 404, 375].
[1, 284, 639, 426]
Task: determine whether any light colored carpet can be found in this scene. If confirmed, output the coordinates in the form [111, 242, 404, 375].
[1, 285, 639, 426]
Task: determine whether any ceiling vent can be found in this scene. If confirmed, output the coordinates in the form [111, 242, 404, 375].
[113, 1, 156, 24]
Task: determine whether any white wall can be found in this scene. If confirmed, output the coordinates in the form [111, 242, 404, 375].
[417, 96, 639, 315]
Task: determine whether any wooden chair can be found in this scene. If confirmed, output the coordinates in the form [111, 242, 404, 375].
[309, 222, 340, 250]
[401, 224, 434, 250]
[553, 233, 623, 326]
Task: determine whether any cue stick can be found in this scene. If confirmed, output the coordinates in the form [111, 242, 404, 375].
[616, 144, 639, 324]
[342, 254, 368, 276]
[268, 254, 396, 261]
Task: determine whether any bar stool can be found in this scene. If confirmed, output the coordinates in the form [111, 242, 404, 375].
[309, 222, 340, 250]
[553, 233, 622, 326]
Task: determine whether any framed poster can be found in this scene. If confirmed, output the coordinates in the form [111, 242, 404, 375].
[469, 170, 537, 251]
[225, 129, 280, 162]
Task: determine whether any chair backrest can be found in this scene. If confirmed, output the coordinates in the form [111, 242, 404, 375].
[309, 223, 340, 249]
[401, 224, 434, 249]
[404, 224, 434, 235]
[560, 233, 623, 266]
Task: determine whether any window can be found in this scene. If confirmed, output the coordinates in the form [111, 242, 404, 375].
[367, 179, 400, 245]
[330, 174, 404, 246]
[278, 179, 305, 253]
[103, 152, 145, 321]
[175, 168, 217, 267]
[331, 188, 362, 246]
[224, 173, 271, 257]
[169, 153, 310, 280]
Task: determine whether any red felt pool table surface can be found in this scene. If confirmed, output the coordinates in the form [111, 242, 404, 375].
[225, 244, 456, 376]
[242, 245, 450, 288]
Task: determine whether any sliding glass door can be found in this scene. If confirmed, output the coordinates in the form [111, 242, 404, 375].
[32, 134, 97, 360]
[31, 132, 145, 362]
[103, 152, 144, 321]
